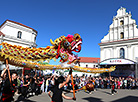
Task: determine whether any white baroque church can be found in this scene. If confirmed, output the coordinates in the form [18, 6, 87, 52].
[99, 7, 138, 78]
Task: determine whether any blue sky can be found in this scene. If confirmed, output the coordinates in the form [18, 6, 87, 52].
[0, 0, 138, 64]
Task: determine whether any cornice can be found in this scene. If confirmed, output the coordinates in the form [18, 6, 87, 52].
[6, 22, 36, 34]
[0, 19, 37, 35]
[3, 35, 37, 47]
[99, 38, 138, 46]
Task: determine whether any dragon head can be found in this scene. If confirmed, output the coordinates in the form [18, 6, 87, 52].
[50, 33, 82, 64]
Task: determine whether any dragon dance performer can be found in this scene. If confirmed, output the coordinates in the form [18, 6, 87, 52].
[0, 65, 18, 102]
[21, 74, 30, 98]
[111, 79, 118, 95]
[85, 83, 94, 94]
[48, 69, 76, 102]
[74, 82, 94, 95]
[73, 77, 95, 94]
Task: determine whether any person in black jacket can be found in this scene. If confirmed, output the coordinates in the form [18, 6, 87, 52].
[21, 74, 30, 98]
[1, 65, 17, 102]
[48, 69, 76, 102]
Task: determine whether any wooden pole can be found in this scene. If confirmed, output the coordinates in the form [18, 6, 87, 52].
[74, 87, 83, 91]
[22, 67, 25, 77]
[6, 59, 11, 83]
[71, 71, 76, 99]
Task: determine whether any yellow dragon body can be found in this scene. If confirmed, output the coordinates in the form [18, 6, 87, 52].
[0, 34, 115, 73]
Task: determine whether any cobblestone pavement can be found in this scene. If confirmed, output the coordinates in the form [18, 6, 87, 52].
[13, 89, 138, 102]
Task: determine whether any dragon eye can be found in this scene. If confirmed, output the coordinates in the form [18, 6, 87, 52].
[64, 41, 70, 49]
[74, 33, 81, 41]
[76, 36, 79, 39]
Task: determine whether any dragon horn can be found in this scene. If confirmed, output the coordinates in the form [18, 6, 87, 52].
[50, 39, 55, 45]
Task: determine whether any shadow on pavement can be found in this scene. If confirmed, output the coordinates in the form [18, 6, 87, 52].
[15, 95, 37, 102]
[82, 97, 103, 102]
[112, 96, 138, 102]
[98, 89, 111, 95]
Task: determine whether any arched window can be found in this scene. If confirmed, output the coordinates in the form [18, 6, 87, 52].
[34, 36, 36, 42]
[17, 31, 22, 39]
[120, 20, 124, 25]
[120, 48, 125, 58]
[120, 32, 124, 39]
[86, 64, 88, 68]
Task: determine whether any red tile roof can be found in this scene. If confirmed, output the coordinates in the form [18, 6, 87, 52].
[0, 19, 37, 33]
[0, 31, 5, 36]
[79, 57, 100, 63]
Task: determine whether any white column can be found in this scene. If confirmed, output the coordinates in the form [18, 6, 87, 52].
[127, 44, 131, 59]
[112, 46, 116, 58]
[133, 23, 135, 38]
[128, 16, 130, 39]
[117, 18, 119, 40]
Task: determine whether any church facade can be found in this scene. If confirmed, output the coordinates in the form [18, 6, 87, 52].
[99, 7, 138, 78]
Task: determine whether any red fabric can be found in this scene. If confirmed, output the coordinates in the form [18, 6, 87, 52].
[37, 84, 41, 86]
[71, 83, 76, 87]
[56, 41, 61, 59]
[39, 81, 43, 85]
[112, 85, 115, 90]
[2, 93, 13, 101]
[65, 36, 73, 43]
[24, 68, 31, 70]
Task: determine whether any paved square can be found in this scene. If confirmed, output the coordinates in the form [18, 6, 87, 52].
[13, 89, 138, 102]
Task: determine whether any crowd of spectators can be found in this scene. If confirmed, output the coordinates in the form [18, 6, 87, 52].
[0, 67, 43, 101]
[70, 75, 138, 90]
[1, 68, 138, 101]
[43, 74, 138, 93]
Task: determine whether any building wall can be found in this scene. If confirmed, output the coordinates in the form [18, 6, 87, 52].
[0, 20, 37, 70]
[79, 62, 100, 77]
[99, 7, 138, 62]
[80, 62, 98, 68]
[0, 20, 37, 47]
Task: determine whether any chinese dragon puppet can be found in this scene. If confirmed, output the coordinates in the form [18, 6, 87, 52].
[0, 33, 115, 73]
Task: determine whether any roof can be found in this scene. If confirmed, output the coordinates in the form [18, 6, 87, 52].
[0, 19, 37, 33]
[79, 57, 100, 63]
[0, 31, 5, 36]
